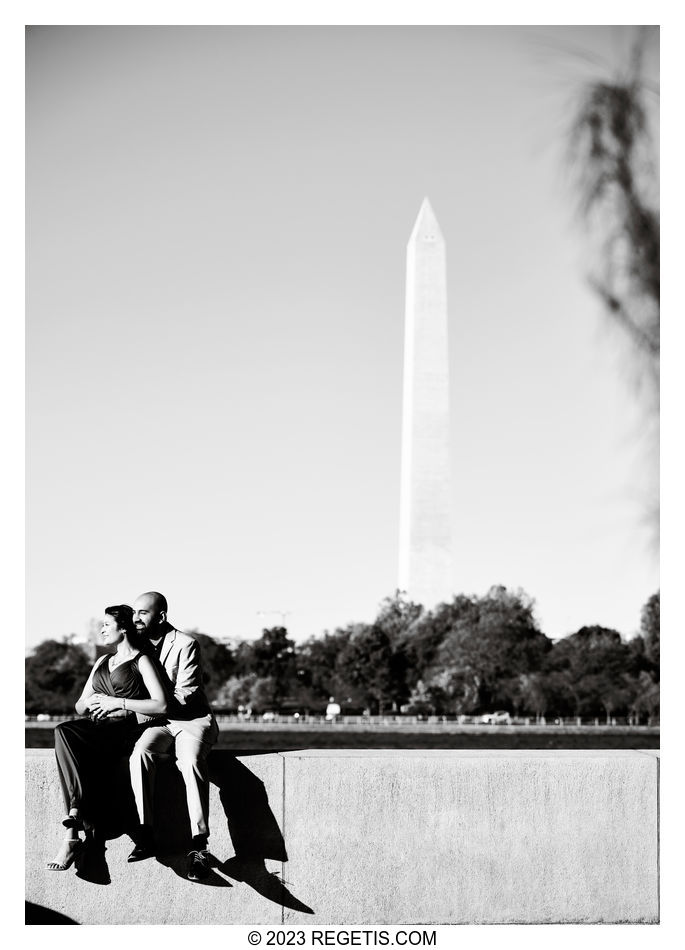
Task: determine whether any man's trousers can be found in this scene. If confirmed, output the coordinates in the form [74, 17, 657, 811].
[129, 714, 218, 839]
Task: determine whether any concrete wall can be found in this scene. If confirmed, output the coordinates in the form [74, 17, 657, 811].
[26, 748, 659, 925]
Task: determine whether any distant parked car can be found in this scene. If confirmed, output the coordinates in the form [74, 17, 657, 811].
[262, 711, 276, 722]
[36, 713, 51, 722]
[480, 711, 512, 725]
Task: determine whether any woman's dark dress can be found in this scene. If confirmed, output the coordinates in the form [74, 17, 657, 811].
[54, 654, 152, 834]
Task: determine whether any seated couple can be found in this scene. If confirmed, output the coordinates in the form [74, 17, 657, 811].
[46, 591, 219, 882]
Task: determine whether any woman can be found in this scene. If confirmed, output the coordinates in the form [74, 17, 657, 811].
[46, 604, 168, 871]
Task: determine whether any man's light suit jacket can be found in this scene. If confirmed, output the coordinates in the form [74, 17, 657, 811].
[142, 627, 217, 742]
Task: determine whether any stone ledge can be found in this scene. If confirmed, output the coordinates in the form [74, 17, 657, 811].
[26, 748, 659, 925]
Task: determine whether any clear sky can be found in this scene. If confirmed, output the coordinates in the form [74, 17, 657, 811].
[26, 24, 659, 648]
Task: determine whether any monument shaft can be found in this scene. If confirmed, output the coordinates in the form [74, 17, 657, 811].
[398, 199, 453, 606]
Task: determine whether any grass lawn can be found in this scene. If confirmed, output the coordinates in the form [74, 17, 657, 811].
[26, 723, 659, 752]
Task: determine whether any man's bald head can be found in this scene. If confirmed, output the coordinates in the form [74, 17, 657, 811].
[137, 591, 168, 613]
[133, 591, 169, 636]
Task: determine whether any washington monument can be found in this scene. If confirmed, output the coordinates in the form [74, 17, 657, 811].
[398, 198, 454, 607]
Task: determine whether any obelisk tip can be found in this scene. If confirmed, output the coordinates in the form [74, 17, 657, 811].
[409, 197, 443, 244]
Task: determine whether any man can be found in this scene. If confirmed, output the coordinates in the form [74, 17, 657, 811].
[128, 591, 219, 881]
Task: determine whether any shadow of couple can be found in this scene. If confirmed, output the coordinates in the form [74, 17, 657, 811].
[73, 750, 313, 915]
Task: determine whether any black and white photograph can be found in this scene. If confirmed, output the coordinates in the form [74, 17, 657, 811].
[22, 11, 664, 933]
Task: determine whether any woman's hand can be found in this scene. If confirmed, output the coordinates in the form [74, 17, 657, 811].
[89, 693, 122, 715]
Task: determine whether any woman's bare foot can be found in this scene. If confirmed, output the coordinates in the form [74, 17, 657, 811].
[46, 837, 82, 871]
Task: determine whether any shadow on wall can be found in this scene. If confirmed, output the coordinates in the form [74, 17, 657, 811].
[69, 750, 313, 915]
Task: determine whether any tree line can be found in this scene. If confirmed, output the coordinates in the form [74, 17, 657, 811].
[26, 586, 659, 723]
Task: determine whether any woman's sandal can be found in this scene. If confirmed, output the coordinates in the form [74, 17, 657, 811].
[46, 838, 84, 871]
[61, 813, 84, 831]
